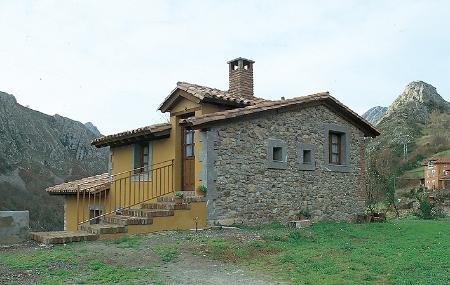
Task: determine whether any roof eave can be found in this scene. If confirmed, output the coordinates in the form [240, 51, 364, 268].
[92, 128, 171, 148]
[181, 95, 380, 138]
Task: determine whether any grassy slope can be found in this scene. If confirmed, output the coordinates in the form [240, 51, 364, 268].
[203, 219, 450, 285]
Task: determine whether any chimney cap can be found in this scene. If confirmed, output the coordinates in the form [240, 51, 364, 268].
[227, 57, 255, 64]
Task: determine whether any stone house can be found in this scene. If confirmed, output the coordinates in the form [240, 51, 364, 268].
[45, 57, 379, 234]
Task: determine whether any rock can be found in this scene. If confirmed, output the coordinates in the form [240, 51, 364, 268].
[362, 106, 387, 125]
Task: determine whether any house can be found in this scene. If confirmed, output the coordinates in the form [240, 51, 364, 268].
[46, 57, 379, 233]
[424, 156, 450, 190]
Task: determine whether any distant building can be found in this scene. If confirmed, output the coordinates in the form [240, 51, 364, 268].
[424, 156, 450, 190]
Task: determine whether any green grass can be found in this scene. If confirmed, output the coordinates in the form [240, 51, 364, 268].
[404, 166, 424, 179]
[153, 244, 181, 262]
[434, 149, 450, 157]
[202, 218, 450, 285]
[109, 235, 142, 249]
[0, 241, 163, 285]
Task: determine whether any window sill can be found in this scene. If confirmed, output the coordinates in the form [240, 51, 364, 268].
[267, 161, 288, 170]
[325, 164, 351, 173]
[298, 163, 315, 171]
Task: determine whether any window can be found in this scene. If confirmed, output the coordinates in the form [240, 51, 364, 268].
[427, 161, 434, 168]
[298, 143, 315, 171]
[323, 124, 350, 172]
[329, 132, 342, 165]
[303, 150, 312, 164]
[273, 147, 283, 162]
[267, 139, 287, 169]
[133, 142, 151, 175]
[184, 129, 194, 158]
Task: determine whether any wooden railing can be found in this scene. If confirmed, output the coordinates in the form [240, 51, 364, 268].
[76, 159, 174, 226]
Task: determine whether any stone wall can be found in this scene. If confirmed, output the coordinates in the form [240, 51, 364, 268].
[0, 211, 29, 244]
[200, 104, 368, 225]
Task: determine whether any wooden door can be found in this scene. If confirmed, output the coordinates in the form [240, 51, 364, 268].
[182, 128, 195, 191]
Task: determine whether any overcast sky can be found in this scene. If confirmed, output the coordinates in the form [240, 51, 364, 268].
[1, 1, 449, 135]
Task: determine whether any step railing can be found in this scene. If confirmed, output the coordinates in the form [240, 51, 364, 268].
[76, 159, 174, 226]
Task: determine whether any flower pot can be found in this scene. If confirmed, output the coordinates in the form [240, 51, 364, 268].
[175, 197, 183, 205]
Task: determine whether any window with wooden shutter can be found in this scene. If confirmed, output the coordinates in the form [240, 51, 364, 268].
[329, 132, 342, 165]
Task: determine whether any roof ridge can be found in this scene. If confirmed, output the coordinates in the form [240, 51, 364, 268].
[180, 92, 380, 138]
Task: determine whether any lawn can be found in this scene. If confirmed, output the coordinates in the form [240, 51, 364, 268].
[196, 218, 450, 285]
[0, 218, 449, 284]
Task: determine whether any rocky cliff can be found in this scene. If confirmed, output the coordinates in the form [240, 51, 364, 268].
[0, 91, 108, 230]
[362, 106, 387, 125]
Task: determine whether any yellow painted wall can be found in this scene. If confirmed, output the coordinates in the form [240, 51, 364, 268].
[63, 93, 229, 231]
[65, 195, 90, 231]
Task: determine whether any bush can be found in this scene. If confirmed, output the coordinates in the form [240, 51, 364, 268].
[414, 190, 445, 219]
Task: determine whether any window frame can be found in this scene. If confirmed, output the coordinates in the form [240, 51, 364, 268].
[298, 143, 315, 171]
[267, 139, 288, 169]
[323, 124, 350, 172]
[132, 141, 152, 180]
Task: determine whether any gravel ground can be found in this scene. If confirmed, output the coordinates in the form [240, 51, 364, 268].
[0, 228, 288, 285]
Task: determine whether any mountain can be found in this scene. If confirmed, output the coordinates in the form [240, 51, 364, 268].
[0, 91, 108, 230]
[84, 122, 102, 137]
[362, 106, 387, 125]
[366, 81, 450, 192]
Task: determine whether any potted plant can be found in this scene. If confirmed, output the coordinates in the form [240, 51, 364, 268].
[175, 191, 184, 205]
[296, 209, 311, 221]
[197, 185, 207, 197]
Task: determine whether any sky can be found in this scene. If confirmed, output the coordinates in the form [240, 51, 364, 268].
[1, 0, 449, 135]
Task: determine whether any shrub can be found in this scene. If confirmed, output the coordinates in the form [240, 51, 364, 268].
[197, 185, 207, 194]
[414, 189, 445, 219]
[296, 209, 311, 219]
[175, 191, 184, 198]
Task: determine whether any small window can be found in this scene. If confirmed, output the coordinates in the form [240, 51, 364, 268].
[273, 147, 283, 162]
[303, 150, 312, 164]
[298, 143, 315, 171]
[267, 139, 287, 169]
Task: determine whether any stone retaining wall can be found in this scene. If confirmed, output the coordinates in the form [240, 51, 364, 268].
[0, 211, 30, 244]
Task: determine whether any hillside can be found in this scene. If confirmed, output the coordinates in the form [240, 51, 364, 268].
[0, 91, 108, 230]
[365, 81, 450, 193]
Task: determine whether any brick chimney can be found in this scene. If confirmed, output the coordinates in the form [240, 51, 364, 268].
[228, 57, 254, 99]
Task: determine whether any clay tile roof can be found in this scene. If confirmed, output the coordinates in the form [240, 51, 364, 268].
[430, 157, 450, 164]
[180, 92, 380, 138]
[92, 123, 172, 148]
[158, 82, 266, 112]
[46, 173, 110, 195]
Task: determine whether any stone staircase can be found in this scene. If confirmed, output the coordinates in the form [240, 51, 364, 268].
[31, 192, 205, 244]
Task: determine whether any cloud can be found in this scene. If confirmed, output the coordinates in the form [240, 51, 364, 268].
[0, 0, 449, 134]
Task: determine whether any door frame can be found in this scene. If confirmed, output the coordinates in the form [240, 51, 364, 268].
[180, 113, 196, 191]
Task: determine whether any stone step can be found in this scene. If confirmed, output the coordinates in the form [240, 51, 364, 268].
[80, 223, 127, 235]
[140, 202, 191, 210]
[31, 231, 98, 245]
[122, 208, 174, 218]
[156, 196, 206, 203]
[104, 214, 153, 225]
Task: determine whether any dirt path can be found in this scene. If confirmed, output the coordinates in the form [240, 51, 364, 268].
[157, 251, 286, 285]
[0, 230, 289, 284]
